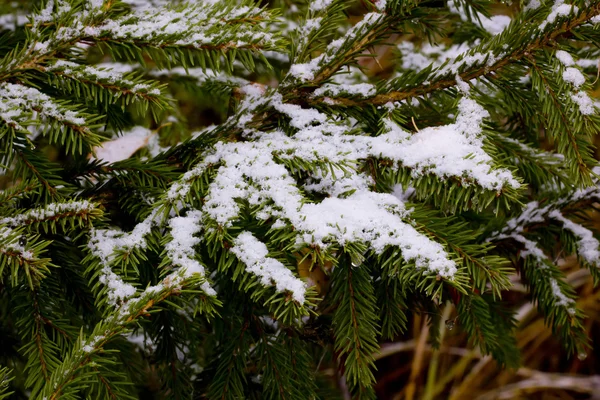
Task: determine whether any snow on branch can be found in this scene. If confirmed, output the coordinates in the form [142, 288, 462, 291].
[162, 110, 473, 279]
[313, 82, 375, 98]
[92, 126, 155, 164]
[341, 1, 600, 110]
[164, 210, 215, 296]
[549, 210, 600, 267]
[87, 211, 160, 305]
[298, 191, 458, 278]
[448, 0, 511, 35]
[21, 0, 282, 74]
[522, 244, 577, 313]
[499, 231, 576, 314]
[288, 9, 386, 82]
[30, 0, 80, 31]
[88, 207, 217, 306]
[26, 0, 106, 56]
[397, 41, 473, 73]
[539, 0, 579, 31]
[0, 226, 35, 262]
[230, 232, 307, 302]
[492, 201, 549, 238]
[488, 192, 600, 313]
[88, 1, 280, 51]
[46, 60, 162, 98]
[0, 12, 27, 31]
[0, 200, 98, 227]
[0, 225, 51, 287]
[149, 67, 249, 89]
[271, 92, 518, 191]
[157, 91, 523, 279]
[379, 97, 518, 190]
[555, 50, 596, 115]
[491, 183, 600, 246]
[0, 82, 89, 132]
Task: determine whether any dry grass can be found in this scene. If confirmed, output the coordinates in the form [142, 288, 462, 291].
[370, 256, 600, 399]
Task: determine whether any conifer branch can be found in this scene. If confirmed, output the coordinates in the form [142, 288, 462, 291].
[40, 272, 216, 400]
[2, 0, 600, 397]
[0, 180, 40, 204]
[304, 2, 600, 107]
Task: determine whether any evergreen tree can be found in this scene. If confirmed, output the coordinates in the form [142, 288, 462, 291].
[0, 0, 600, 398]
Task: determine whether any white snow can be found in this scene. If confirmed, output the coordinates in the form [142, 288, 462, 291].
[563, 67, 585, 88]
[94, 2, 276, 51]
[392, 184, 416, 202]
[550, 210, 600, 267]
[398, 41, 473, 72]
[549, 279, 575, 309]
[313, 83, 376, 98]
[121, 0, 169, 9]
[271, 93, 328, 128]
[88, 211, 160, 305]
[435, 48, 500, 78]
[230, 232, 307, 302]
[298, 191, 457, 277]
[540, 0, 579, 30]
[164, 211, 216, 296]
[571, 91, 595, 115]
[455, 75, 470, 93]
[0, 226, 35, 261]
[576, 59, 599, 69]
[492, 217, 576, 313]
[48, 61, 160, 95]
[0, 200, 96, 227]
[447, 1, 511, 35]
[556, 50, 575, 67]
[373, 0, 387, 11]
[479, 15, 511, 35]
[310, 0, 334, 12]
[158, 92, 521, 279]
[524, 0, 541, 11]
[88, 206, 217, 308]
[0, 13, 28, 31]
[150, 67, 248, 88]
[288, 12, 384, 82]
[92, 127, 154, 163]
[0, 83, 87, 131]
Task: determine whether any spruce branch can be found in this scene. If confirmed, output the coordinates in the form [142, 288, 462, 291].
[2, 0, 600, 397]
[0, 226, 52, 288]
[0, 179, 40, 205]
[526, 53, 597, 184]
[303, 1, 600, 108]
[38, 272, 217, 400]
[1, 200, 102, 233]
[13, 147, 71, 202]
[331, 262, 380, 395]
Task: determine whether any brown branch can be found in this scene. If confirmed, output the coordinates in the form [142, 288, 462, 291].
[32, 295, 50, 381]
[9, 209, 98, 228]
[15, 151, 58, 199]
[0, 182, 39, 203]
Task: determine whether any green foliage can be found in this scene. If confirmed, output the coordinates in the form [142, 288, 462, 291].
[1, 0, 600, 398]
